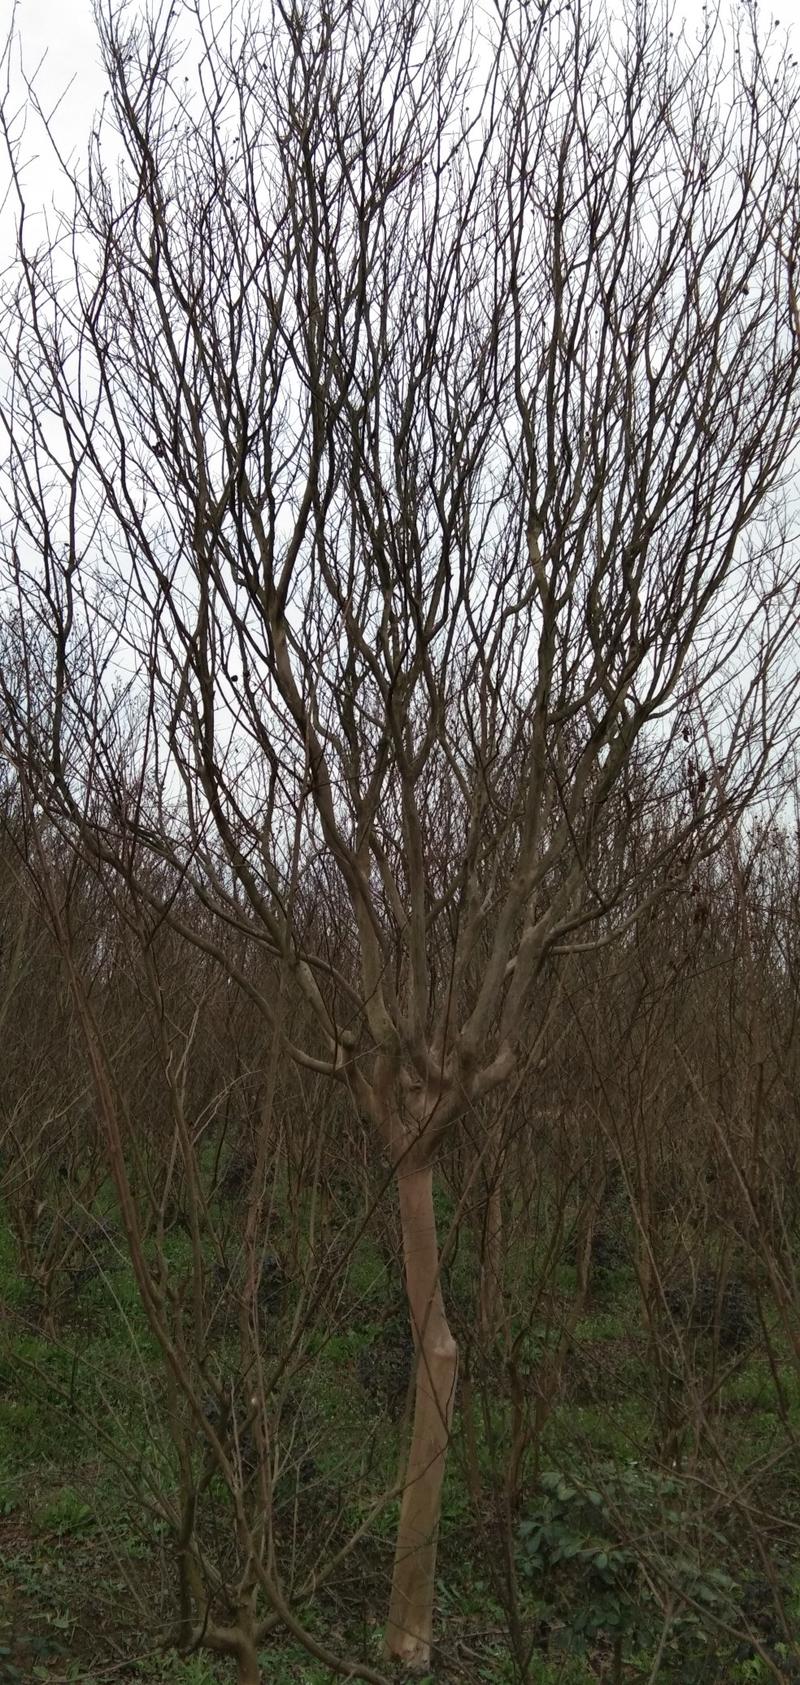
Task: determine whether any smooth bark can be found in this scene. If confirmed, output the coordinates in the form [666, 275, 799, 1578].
[236, 1645, 260, 1685]
[385, 1165, 458, 1669]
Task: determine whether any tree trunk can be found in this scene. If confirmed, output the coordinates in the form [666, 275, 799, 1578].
[236, 1641, 261, 1685]
[384, 1164, 458, 1670]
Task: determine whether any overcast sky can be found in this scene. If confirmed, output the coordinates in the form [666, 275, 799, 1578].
[0, 0, 794, 267]
[3, 0, 792, 203]
[7, 0, 103, 132]
[0, 0, 104, 256]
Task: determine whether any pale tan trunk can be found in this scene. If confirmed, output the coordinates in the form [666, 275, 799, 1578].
[384, 1165, 458, 1670]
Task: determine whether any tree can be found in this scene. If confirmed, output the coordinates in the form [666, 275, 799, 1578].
[1, 0, 799, 1668]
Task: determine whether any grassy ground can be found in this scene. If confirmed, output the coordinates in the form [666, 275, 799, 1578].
[1, 1194, 800, 1685]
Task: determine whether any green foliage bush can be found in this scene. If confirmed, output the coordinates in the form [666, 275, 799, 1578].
[517, 1462, 738, 1669]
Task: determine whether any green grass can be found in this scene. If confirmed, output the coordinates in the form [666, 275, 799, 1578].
[2, 1192, 800, 1685]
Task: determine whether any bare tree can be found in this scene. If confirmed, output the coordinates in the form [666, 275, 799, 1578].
[1, 0, 800, 1667]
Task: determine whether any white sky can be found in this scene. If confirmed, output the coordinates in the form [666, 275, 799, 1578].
[3, 0, 793, 222]
[0, 0, 104, 256]
[6, 0, 103, 128]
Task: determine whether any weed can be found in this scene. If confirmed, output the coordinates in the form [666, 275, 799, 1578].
[36, 1487, 94, 1537]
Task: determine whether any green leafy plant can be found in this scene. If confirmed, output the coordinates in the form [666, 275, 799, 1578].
[36, 1487, 94, 1537]
[517, 1463, 739, 1680]
[519, 1469, 649, 1664]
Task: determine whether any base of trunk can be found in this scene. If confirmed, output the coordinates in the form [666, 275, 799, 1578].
[236, 1644, 260, 1685]
[383, 1164, 458, 1668]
